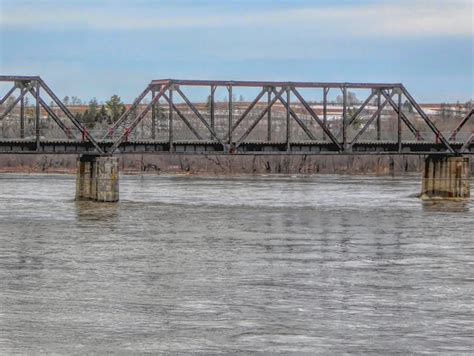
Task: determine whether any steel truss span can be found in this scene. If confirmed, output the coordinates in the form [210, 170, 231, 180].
[0, 76, 472, 155]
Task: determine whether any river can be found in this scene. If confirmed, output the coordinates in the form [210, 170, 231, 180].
[0, 174, 472, 354]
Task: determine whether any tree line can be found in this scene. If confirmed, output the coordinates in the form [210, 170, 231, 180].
[75, 95, 126, 128]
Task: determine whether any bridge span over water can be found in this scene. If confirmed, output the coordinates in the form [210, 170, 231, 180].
[0, 75, 472, 201]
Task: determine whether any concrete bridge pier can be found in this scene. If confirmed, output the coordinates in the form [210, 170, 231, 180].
[421, 155, 470, 199]
[76, 155, 119, 202]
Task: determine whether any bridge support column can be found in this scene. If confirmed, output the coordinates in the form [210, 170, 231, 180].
[421, 155, 470, 199]
[76, 155, 119, 202]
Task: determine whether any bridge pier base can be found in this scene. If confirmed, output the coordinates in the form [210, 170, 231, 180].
[421, 155, 470, 199]
[76, 155, 119, 202]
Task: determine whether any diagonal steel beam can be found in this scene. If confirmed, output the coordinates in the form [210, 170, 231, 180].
[110, 84, 169, 153]
[349, 91, 393, 147]
[380, 90, 424, 142]
[449, 109, 473, 141]
[0, 87, 27, 121]
[28, 87, 75, 139]
[460, 133, 473, 153]
[401, 85, 454, 153]
[291, 87, 343, 151]
[235, 87, 285, 148]
[104, 84, 153, 139]
[39, 79, 104, 153]
[223, 87, 267, 141]
[335, 92, 375, 139]
[0, 85, 17, 106]
[271, 88, 316, 141]
[162, 93, 203, 140]
[175, 87, 224, 146]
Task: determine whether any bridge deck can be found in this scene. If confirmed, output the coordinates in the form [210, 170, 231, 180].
[0, 139, 471, 155]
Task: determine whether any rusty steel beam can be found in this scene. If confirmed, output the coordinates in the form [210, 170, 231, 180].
[401, 85, 454, 153]
[224, 87, 267, 141]
[105, 84, 152, 139]
[323, 87, 328, 140]
[228, 85, 233, 145]
[267, 89, 272, 141]
[286, 88, 291, 151]
[151, 89, 156, 140]
[291, 87, 342, 151]
[271, 88, 316, 141]
[0, 85, 17, 106]
[168, 88, 173, 151]
[349, 91, 394, 148]
[335, 92, 375, 139]
[162, 92, 203, 140]
[110, 84, 170, 153]
[39, 79, 104, 154]
[397, 92, 402, 152]
[342, 86, 347, 149]
[175, 87, 224, 146]
[151, 79, 402, 89]
[449, 109, 473, 141]
[20, 91, 25, 138]
[35, 81, 40, 150]
[460, 133, 473, 153]
[377, 91, 381, 140]
[380, 90, 423, 142]
[0, 75, 41, 82]
[235, 87, 285, 147]
[210, 85, 216, 133]
[28, 87, 74, 139]
[0, 87, 27, 121]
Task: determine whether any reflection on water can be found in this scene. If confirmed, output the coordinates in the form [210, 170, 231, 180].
[75, 201, 119, 221]
[0, 174, 473, 354]
[422, 200, 470, 213]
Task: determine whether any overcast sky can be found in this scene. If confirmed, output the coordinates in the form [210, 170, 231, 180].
[0, 0, 472, 102]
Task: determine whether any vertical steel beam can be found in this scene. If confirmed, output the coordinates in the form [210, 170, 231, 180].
[35, 81, 40, 150]
[377, 91, 381, 140]
[349, 91, 394, 147]
[380, 90, 423, 142]
[168, 86, 173, 152]
[342, 86, 347, 150]
[27, 87, 72, 139]
[151, 89, 156, 140]
[235, 87, 285, 148]
[228, 85, 233, 145]
[397, 91, 402, 152]
[20, 88, 25, 138]
[210, 85, 216, 134]
[267, 88, 272, 142]
[286, 87, 291, 152]
[175, 87, 224, 146]
[161, 93, 203, 140]
[323, 87, 328, 140]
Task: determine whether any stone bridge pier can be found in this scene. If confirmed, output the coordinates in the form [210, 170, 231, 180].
[76, 155, 119, 202]
[421, 155, 470, 199]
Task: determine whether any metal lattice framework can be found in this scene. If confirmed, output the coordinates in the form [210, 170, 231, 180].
[0, 76, 472, 155]
[0, 76, 103, 153]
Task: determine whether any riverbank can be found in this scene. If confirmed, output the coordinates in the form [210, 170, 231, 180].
[0, 154, 472, 175]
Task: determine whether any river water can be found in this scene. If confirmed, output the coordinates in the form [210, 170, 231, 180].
[0, 174, 472, 354]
